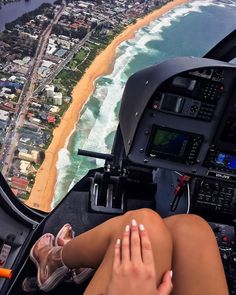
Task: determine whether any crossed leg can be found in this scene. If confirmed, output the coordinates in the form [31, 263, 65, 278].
[60, 209, 228, 295]
[62, 208, 172, 293]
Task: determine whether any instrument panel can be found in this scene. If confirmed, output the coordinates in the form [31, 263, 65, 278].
[125, 60, 236, 181]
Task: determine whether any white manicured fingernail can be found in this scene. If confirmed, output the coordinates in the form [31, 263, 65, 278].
[139, 224, 145, 231]
[125, 225, 130, 232]
[116, 238, 121, 245]
[131, 219, 137, 226]
[170, 270, 173, 279]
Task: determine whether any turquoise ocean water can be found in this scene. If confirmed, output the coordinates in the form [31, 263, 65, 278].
[52, 0, 236, 207]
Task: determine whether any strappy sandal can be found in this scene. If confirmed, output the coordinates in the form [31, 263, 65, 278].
[55, 224, 95, 284]
[55, 223, 75, 247]
[30, 233, 68, 292]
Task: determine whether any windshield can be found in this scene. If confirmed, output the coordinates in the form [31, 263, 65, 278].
[0, 0, 236, 212]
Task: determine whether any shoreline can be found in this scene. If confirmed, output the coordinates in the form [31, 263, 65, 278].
[25, 0, 190, 212]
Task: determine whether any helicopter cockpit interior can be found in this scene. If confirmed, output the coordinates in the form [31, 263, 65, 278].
[1, 30, 236, 294]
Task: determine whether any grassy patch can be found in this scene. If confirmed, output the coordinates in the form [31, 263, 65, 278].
[56, 69, 83, 95]
[68, 48, 89, 69]
[19, 192, 30, 200]
[11, 95, 19, 103]
[43, 136, 53, 149]
[58, 100, 69, 116]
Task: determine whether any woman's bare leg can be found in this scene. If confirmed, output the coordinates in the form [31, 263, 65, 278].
[36, 209, 228, 294]
[164, 214, 229, 295]
[62, 208, 173, 295]
[79, 213, 228, 295]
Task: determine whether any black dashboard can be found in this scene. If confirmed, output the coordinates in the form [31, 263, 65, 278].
[124, 60, 236, 182]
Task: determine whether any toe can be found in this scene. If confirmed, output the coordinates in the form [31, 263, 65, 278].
[58, 225, 74, 244]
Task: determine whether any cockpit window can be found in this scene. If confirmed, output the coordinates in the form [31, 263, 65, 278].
[0, 0, 236, 212]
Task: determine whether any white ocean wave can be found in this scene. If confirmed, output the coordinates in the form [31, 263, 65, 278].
[72, 74, 124, 185]
[71, 59, 126, 158]
[187, 0, 236, 9]
[93, 86, 109, 101]
[81, 109, 96, 129]
[80, 81, 123, 154]
[225, 0, 236, 7]
[80, 106, 95, 125]
[131, 0, 235, 50]
[71, 109, 96, 154]
[52, 147, 72, 208]
[136, 2, 205, 49]
[112, 45, 137, 77]
[149, 19, 171, 35]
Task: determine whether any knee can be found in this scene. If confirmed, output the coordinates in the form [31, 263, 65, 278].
[123, 208, 162, 226]
[165, 214, 215, 242]
[122, 208, 172, 243]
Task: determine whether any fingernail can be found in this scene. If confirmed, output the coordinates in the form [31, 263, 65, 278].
[125, 225, 130, 232]
[116, 238, 121, 245]
[131, 219, 137, 226]
[139, 224, 145, 231]
[170, 270, 173, 279]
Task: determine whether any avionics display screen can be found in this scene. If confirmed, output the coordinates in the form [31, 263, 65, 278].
[160, 94, 184, 113]
[160, 94, 179, 112]
[215, 152, 236, 171]
[148, 127, 190, 160]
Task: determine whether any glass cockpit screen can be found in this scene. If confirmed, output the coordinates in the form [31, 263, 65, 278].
[215, 152, 236, 171]
[147, 126, 190, 162]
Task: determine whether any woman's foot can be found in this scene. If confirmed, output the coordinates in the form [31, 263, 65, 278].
[55, 225, 95, 284]
[30, 233, 68, 290]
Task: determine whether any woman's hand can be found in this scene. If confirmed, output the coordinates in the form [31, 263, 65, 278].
[107, 219, 173, 295]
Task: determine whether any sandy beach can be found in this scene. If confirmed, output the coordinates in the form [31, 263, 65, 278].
[25, 0, 190, 212]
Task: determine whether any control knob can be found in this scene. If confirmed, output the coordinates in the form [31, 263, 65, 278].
[190, 105, 199, 113]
